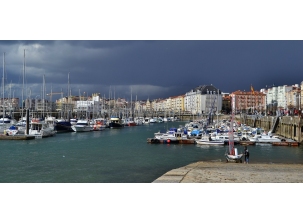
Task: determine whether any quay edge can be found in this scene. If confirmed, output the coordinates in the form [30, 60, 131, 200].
[0, 134, 35, 140]
[239, 115, 303, 144]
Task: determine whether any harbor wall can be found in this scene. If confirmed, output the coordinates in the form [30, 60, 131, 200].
[241, 115, 303, 143]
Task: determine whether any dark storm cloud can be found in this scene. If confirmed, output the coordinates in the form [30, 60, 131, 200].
[1, 40, 303, 101]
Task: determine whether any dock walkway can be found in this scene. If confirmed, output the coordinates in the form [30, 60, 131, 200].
[152, 161, 303, 183]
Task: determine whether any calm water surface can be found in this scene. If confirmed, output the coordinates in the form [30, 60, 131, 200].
[1, 121, 303, 183]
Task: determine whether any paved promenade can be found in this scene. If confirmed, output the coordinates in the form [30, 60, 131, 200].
[152, 161, 303, 183]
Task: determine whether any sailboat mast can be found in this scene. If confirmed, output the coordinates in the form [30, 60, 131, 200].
[130, 87, 132, 118]
[50, 84, 53, 109]
[228, 95, 235, 154]
[42, 74, 46, 118]
[67, 72, 70, 102]
[2, 52, 5, 118]
[217, 89, 219, 127]
[22, 49, 25, 118]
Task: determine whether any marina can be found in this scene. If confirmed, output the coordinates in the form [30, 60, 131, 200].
[1, 121, 303, 183]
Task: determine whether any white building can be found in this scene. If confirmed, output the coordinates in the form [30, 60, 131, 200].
[185, 85, 222, 115]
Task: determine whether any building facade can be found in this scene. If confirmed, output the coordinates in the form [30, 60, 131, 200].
[185, 85, 222, 115]
[230, 89, 266, 114]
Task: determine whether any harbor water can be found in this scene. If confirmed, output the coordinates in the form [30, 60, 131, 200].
[1, 121, 303, 183]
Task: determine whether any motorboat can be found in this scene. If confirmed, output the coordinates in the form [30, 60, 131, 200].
[28, 118, 57, 138]
[134, 117, 143, 125]
[71, 119, 93, 132]
[248, 132, 281, 143]
[45, 116, 56, 131]
[143, 117, 150, 124]
[149, 117, 157, 123]
[54, 119, 74, 133]
[211, 133, 240, 144]
[70, 118, 78, 126]
[124, 117, 137, 127]
[154, 128, 188, 141]
[195, 136, 224, 145]
[4, 125, 19, 136]
[92, 118, 107, 130]
[108, 117, 124, 128]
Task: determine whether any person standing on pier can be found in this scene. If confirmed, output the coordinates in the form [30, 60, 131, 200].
[244, 146, 249, 164]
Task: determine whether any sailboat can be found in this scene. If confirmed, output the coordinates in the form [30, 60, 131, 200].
[225, 107, 243, 163]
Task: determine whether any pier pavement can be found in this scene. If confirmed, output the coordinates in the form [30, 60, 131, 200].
[152, 161, 303, 183]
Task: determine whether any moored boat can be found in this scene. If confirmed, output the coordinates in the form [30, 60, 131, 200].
[55, 119, 74, 133]
[72, 119, 93, 132]
[195, 137, 225, 145]
[92, 118, 107, 131]
[108, 117, 124, 128]
[28, 118, 57, 138]
[4, 125, 19, 136]
[249, 133, 282, 143]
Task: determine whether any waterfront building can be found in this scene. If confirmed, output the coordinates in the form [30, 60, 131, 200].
[230, 89, 266, 114]
[0, 97, 19, 114]
[185, 85, 222, 115]
[145, 98, 151, 111]
[170, 95, 185, 113]
[56, 96, 77, 118]
[284, 85, 300, 115]
[265, 84, 300, 115]
[134, 100, 145, 114]
[165, 97, 172, 112]
[222, 93, 231, 114]
[151, 99, 164, 112]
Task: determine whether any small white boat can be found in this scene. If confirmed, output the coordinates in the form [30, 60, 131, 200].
[195, 136, 224, 145]
[225, 147, 243, 163]
[72, 119, 93, 132]
[4, 125, 19, 136]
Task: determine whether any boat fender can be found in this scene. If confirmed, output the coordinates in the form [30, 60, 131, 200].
[167, 139, 171, 143]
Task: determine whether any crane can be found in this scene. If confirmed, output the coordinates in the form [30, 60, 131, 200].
[46, 92, 63, 96]
[46, 92, 64, 103]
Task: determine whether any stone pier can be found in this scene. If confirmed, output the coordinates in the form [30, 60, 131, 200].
[241, 115, 303, 143]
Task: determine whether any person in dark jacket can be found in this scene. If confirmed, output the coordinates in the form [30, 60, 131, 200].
[244, 146, 249, 164]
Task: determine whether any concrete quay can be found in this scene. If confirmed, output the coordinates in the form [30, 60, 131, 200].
[152, 161, 303, 183]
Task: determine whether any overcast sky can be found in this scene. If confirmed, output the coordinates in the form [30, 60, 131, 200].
[1, 40, 302, 102]
[1, 1, 303, 103]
